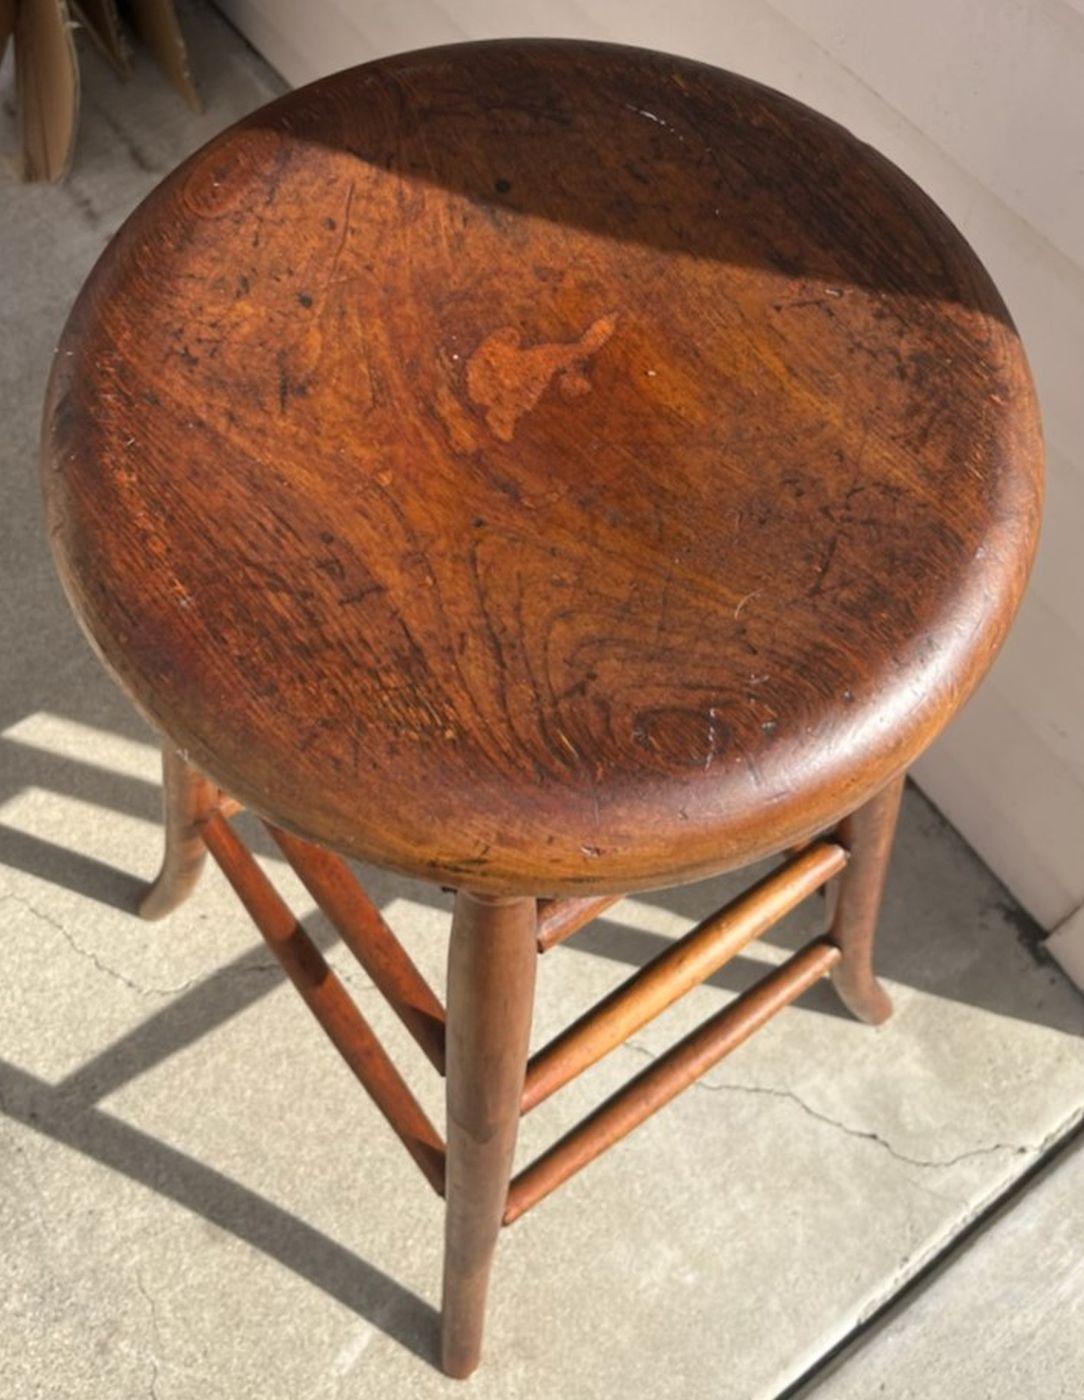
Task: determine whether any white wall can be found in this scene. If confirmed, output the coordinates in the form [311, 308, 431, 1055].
[214, 0, 1084, 929]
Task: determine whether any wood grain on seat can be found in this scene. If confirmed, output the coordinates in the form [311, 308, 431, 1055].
[41, 39, 1043, 894]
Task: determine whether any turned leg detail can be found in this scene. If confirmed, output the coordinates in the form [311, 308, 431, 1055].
[441, 891, 537, 1379]
[135, 753, 902, 1377]
[828, 773, 905, 1025]
[139, 747, 220, 920]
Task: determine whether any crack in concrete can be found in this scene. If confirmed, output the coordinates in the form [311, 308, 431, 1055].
[5, 890, 384, 1006]
[136, 1272, 164, 1400]
[795, 1106, 1084, 1392]
[3, 892, 280, 999]
[623, 1037, 1033, 1170]
[697, 1079, 1030, 1169]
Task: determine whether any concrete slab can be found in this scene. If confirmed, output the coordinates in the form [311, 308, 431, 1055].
[813, 1132, 1084, 1399]
[2, 6, 1083, 1398]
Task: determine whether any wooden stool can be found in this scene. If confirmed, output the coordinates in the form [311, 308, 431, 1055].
[41, 39, 1042, 1378]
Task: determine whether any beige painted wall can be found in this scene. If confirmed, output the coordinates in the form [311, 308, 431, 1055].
[214, 0, 1084, 929]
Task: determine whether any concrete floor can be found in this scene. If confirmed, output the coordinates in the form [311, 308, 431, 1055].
[816, 1131, 1084, 1400]
[2, 6, 1083, 1397]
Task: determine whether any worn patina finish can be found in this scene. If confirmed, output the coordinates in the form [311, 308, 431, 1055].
[42, 40, 1042, 895]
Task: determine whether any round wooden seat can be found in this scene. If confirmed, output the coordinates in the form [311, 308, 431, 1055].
[42, 38, 1042, 896]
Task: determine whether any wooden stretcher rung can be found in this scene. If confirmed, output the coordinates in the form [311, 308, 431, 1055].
[266, 823, 447, 1073]
[536, 894, 623, 952]
[199, 812, 446, 1196]
[522, 841, 847, 1113]
[503, 937, 841, 1224]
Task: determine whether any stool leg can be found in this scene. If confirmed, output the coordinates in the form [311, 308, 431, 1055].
[139, 747, 219, 920]
[441, 891, 537, 1379]
[829, 773, 905, 1025]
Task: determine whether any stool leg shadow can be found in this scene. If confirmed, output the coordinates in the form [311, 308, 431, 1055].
[828, 774, 905, 1025]
[139, 747, 219, 921]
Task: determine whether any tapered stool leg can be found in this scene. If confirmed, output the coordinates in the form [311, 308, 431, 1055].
[139, 747, 219, 920]
[829, 773, 905, 1024]
[441, 892, 537, 1379]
